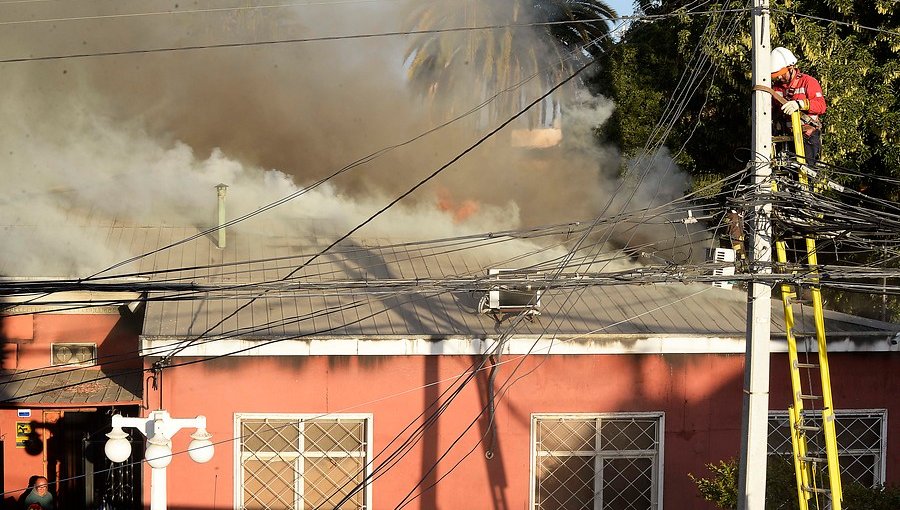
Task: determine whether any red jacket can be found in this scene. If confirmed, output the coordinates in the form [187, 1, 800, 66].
[774, 71, 826, 133]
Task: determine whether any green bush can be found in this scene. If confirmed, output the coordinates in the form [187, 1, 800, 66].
[689, 459, 739, 510]
[690, 456, 900, 509]
[843, 482, 900, 510]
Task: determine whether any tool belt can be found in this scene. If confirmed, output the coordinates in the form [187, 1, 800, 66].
[752, 85, 822, 137]
[800, 113, 822, 130]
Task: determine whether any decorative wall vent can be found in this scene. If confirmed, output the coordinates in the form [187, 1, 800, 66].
[51, 343, 97, 367]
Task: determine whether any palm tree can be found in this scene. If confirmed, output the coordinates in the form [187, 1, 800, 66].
[404, 0, 618, 133]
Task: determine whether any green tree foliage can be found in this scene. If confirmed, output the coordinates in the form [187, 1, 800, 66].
[691, 456, 900, 509]
[689, 457, 797, 510]
[595, 1, 900, 319]
[404, 0, 617, 125]
[592, 1, 752, 178]
[689, 459, 739, 509]
[594, 1, 900, 182]
[772, 1, 900, 187]
[771, 1, 900, 319]
[843, 482, 900, 510]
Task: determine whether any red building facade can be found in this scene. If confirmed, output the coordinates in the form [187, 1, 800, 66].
[143, 336, 900, 510]
[3, 227, 899, 510]
[0, 296, 143, 510]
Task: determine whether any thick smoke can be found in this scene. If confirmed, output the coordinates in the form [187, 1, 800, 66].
[0, 0, 696, 277]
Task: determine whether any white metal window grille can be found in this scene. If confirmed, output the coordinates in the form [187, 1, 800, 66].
[532, 413, 663, 510]
[236, 414, 372, 510]
[767, 410, 887, 487]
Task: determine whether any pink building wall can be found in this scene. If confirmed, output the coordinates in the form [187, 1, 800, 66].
[149, 351, 900, 510]
[0, 311, 142, 506]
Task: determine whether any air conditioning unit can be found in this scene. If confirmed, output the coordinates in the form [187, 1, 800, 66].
[708, 248, 737, 290]
[51, 343, 97, 367]
[486, 269, 542, 311]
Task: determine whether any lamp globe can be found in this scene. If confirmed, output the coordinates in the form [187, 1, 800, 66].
[145, 433, 173, 469]
[104, 426, 132, 463]
[188, 428, 214, 463]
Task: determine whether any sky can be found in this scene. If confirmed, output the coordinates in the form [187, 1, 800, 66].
[607, 0, 637, 18]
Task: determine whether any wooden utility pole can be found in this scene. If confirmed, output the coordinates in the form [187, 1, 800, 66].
[738, 1, 772, 509]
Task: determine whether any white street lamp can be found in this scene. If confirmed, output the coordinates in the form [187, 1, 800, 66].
[144, 432, 173, 469]
[104, 426, 132, 463]
[104, 410, 213, 510]
[188, 428, 214, 464]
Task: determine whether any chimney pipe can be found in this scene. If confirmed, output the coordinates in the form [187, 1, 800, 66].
[215, 183, 228, 249]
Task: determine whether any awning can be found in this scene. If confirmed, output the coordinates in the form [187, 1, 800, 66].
[0, 369, 142, 407]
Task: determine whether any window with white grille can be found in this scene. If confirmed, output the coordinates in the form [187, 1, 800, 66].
[532, 413, 664, 510]
[236, 414, 372, 510]
[767, 409, 887, 487]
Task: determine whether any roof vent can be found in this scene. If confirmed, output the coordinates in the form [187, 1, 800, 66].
[479, 269, 542, 317]
[51, 343, 97, 367]
[215, 183, 228, 249]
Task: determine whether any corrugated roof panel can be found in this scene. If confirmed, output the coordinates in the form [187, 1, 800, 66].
[398, 243, 442, 334]
[415, 245, 441, 330]
[701, 288, 744, 333]
[270, 244, 290, 338]
[4, 223, 886, 342]
[678, 291, 720, 334]
[237, 233, 255, 333]
[0, 369, 141, 405]
[355, 294, 380, 336]
[599, 285, 642, 334]
[173, 232, 194, 346]
[644, 284, 694, 332]
[623, 286, 665, 332]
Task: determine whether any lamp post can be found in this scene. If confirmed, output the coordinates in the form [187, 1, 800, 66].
[104, 410, 214, 510]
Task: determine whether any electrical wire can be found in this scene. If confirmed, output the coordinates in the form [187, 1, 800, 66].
[334, 8, 758, 503]
[0, 8, 752, 64]
[153, 55, 600, 365]
[0, 280, 727, 499]
[770, 8, 900, 38]
[0, 19, 893, 510]
[0, 0, 416, 26]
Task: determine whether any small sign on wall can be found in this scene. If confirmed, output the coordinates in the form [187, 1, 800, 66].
[16, 422, 32, 448]
[17, 409, 31, 418]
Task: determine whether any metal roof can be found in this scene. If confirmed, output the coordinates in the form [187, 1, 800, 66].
[3, 222, 896, 342]
[129, 227, 898, 341]
[0, 369, 142, 406]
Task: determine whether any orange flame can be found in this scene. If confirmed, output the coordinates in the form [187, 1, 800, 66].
[436, 188, 479, 223]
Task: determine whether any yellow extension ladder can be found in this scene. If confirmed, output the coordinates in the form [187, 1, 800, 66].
[773, 110, 844, 510]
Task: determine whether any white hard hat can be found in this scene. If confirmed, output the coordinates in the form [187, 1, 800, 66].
[770, 47, 798, 77]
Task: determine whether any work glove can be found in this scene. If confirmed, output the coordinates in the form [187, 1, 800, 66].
[781, 99, 806, 115]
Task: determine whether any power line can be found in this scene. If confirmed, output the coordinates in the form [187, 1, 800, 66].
[0, 9, 751, 64]
[5, 4, 892, 502]
[373, 12, 775, 502]
[0, 195, 733, 291]
[770, 8, 900, 38]
[155, 54, 600, 363]
[335, 191, 616, 505]
[0, 282, 725, 498]
[36, 17, 685, 287]
[0, 0, 411, 24]
[334, 12, 756, 495]
[78, 27, 612, 281]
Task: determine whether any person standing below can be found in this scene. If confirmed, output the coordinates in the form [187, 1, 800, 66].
[770, 46, 827, 165]
[22, 476, 54, 510]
